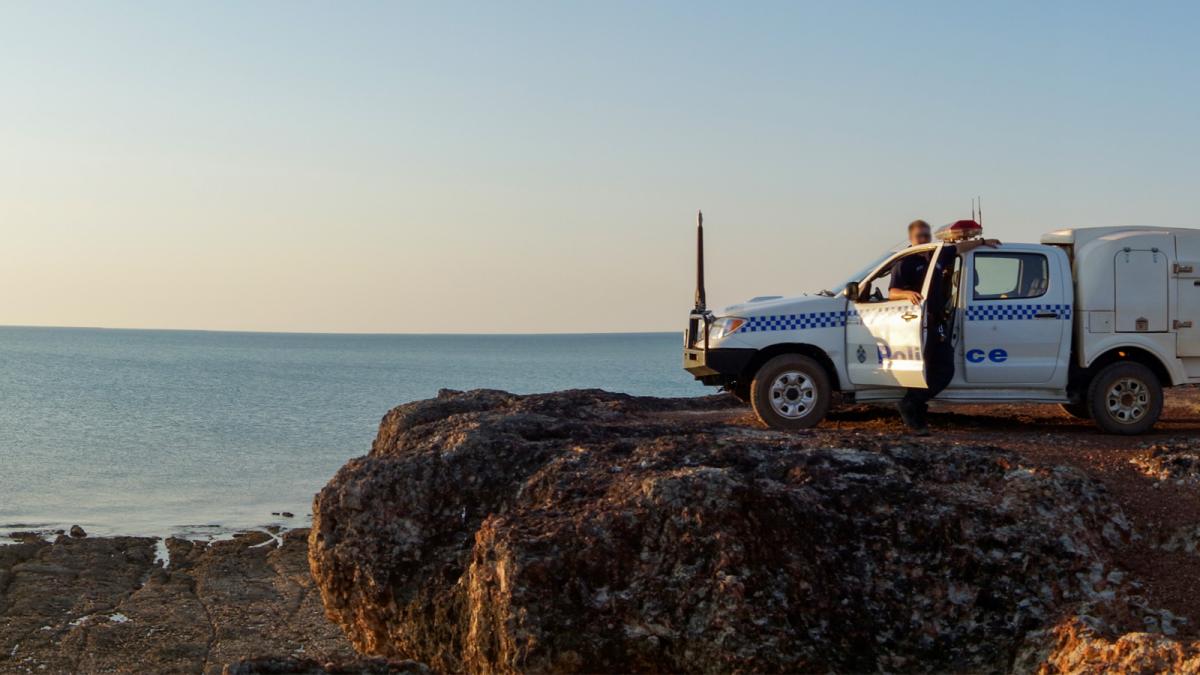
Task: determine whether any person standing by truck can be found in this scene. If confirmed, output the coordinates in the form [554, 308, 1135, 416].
[889, 221, 999, 434]
[889, 220, 933, 304]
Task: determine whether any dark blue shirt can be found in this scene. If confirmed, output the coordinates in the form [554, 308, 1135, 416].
[889, 252, 930, 293]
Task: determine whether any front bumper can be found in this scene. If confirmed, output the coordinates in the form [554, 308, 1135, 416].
[683, 346, 756, 381]
[683, 311, 755, 385]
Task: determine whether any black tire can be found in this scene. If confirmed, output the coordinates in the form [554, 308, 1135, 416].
[1059, 402, 1092, 420]
[750, 354, 832, 430]
[1086, 362, 1163, 435]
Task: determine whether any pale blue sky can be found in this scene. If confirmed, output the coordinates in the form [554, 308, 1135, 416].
[1, 2, 1197, 332]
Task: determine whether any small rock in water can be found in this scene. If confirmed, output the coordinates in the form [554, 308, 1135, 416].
[69, 525, 87, 538]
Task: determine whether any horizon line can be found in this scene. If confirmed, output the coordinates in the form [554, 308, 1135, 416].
[0, 323, 681, 338]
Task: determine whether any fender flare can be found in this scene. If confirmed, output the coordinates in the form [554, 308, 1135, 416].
[1079, 338, 1181, 386]
[740, 343, 844, 391]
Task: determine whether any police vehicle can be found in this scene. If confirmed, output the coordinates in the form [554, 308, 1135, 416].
[683, 213, 1200, 434]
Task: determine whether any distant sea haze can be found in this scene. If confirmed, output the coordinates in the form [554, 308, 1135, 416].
[0, 327, 698, 540]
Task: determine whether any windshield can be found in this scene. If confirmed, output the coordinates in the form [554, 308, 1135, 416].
[817, 241, 908, 296]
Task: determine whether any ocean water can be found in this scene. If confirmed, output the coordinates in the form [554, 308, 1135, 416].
[0, 327, 699, 540]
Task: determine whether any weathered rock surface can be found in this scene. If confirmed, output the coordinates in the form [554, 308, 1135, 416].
[221, 654, 429, 674]
[308, 389, 1168, 673]
[1016, 616, 1200, 673]
[1159, 524, 1200, 558]
[1132, 438, 1200, 484]
[0, 529, 356, 674]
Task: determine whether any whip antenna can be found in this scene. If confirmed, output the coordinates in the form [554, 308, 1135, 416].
[694, 210, 706, 311]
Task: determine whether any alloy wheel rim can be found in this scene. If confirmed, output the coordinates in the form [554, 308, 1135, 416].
[769, 371, 816, 419]
[1105, 377, 1150, 424]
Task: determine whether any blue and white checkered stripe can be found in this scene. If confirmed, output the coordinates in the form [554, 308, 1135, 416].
[740, 311, 846, 333]
[736, 302, 1074, 333]
[739, 305, 923, 333]
[849, 305, 910, 319]
[966, 303, 1072, 321]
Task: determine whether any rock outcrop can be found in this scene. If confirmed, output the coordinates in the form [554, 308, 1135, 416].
[309, 389, 1172, 673]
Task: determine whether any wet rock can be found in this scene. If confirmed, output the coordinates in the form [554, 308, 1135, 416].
[0, 529, 355, 673]
[309, 389, 1139, 673]
[69, 524, 87, 538]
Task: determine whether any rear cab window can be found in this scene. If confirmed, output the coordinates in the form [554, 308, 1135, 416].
[973, 252, 1049, 300]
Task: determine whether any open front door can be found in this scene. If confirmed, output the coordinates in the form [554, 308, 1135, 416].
[846, 244, 942, 388]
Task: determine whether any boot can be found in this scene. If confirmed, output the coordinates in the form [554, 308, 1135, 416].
[898, 397, 931, 436]
[911, 401, 931, 436]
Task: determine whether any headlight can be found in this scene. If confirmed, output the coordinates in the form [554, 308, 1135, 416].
[709, 317, 747, 341]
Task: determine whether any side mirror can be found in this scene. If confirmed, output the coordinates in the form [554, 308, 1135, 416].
[843, 282, 859, 300]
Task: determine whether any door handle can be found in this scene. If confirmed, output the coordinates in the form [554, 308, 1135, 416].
[1035, 311, 1059, 319]
[902, 312, 919, 321]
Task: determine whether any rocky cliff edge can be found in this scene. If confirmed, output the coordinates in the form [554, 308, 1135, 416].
[309, 389, 1199, 673]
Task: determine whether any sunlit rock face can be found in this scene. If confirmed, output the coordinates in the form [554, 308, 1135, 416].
[1131, 438, 1200, 485]
[1015, 617, 1200, 674]
[309, 389, 1148, 673]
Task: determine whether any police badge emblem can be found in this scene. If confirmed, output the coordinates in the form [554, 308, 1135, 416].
[856, 345, 867, 363]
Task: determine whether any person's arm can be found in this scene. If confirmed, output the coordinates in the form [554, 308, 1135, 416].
[889, 287, 922, 304]
[888, 256, 923, 304]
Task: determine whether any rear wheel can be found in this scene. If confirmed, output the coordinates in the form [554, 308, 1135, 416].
[750, 354, 832, 430]
[1086, 362, 1162, 435]
[1059, 402, 1092, 420]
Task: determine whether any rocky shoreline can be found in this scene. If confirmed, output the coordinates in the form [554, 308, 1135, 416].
[0, 528, 403, 674]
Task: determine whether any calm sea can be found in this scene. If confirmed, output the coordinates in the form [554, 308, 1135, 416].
[0, 327, 698, 539]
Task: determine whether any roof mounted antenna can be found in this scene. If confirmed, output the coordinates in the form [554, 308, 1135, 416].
[694, 210, 706, 312]
[970, 196, 983, 225]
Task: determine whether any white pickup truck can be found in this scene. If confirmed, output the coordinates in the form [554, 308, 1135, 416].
[684, 216, 1200, 434]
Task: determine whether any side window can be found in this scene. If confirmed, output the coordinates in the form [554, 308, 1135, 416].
[973, 253, 1049, 300]
[859, 250, 926, 302]
[864, 267, 894, 302]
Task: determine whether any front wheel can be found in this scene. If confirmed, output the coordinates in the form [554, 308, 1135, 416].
[1086, 362, 1163, 435]
[750, 354, 832, 430]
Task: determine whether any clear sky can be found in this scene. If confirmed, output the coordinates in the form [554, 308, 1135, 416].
[2, 1, 1197, 333]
